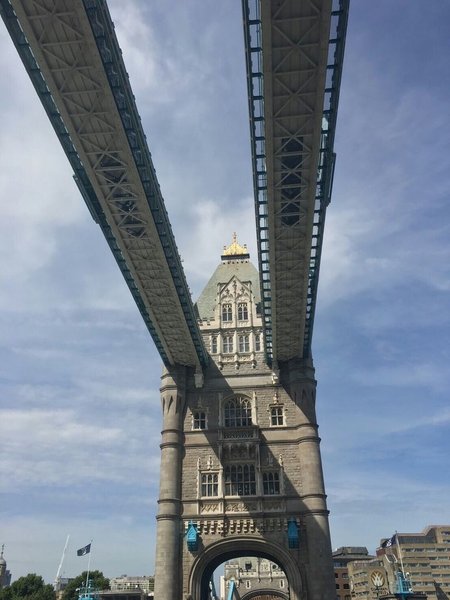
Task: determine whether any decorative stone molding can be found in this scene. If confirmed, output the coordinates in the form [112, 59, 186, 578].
[263, 500, 284, 512]
[200, 502, 221, 514]
[224, 501, 257, 513]
[222, 429, 257, 440]
[195, 516, 296, 537]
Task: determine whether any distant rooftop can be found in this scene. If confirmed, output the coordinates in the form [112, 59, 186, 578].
[333, 546, 369, 556]
[333, 547, 373, 565]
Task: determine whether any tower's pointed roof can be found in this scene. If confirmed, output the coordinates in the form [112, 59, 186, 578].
[196, 235, 260, 320]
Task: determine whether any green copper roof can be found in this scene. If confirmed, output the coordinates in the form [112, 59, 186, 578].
[195, 258, 261, 321]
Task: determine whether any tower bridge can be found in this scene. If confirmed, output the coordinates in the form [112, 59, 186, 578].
[1, 1, 349, 599]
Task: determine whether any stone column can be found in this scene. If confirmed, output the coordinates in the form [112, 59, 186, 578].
[154, 366, 186, 600]
[284, 357, 335, 600]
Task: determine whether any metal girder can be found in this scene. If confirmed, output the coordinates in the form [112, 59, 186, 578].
[243, 0, 349, 364]
[1, 0, 209, 369]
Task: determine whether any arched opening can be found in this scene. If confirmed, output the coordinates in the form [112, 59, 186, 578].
[224, 558, 289, 600]
[189, 537, 303, 600]
[242, 593, 288, 600]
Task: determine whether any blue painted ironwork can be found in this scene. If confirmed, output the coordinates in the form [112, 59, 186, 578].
[242, 0, 350, 362]
[303, 0, 350, 359]
[287, 517, 299, 549]
[226, 580, 236, 600]
[242, 0, 272, 364]
[396, 571, 413, 597]
[78, 581, 99, 600]
[209, 578, 218, 600]
[0, 0, 208, 369]
[186, 521, 199, 552]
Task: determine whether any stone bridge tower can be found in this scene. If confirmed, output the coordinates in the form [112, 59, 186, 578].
[154, 237, 334, 600]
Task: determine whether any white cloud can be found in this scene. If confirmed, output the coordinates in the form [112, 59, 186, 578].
[0, 408, 160, 489]
[350, 363, 449, 393]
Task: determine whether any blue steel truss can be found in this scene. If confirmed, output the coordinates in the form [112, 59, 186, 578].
[242, 0, 349, 362]
[0, 0, 209, 369]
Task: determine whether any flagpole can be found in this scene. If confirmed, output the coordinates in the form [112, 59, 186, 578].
[395, 532, 406, 578]
[85, 541, 93, 590]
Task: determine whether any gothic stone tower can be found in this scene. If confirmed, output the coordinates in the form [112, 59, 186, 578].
[154, 238, 335, 600]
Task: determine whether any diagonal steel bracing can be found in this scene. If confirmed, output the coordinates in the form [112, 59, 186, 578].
[1, 0, 208, 369]
[243, 0, 349, 365]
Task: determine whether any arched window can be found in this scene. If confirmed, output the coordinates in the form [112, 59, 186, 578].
[224, 464, 256, 496]
[238, 334, 250, 353]
[224, 396, 252, 427]
[237, 302, 248, 320]
[211, 336, 217, 354]
[255, 334, 261, 351]
[223, 335, 233, 353]
[222, 303, 232, 322]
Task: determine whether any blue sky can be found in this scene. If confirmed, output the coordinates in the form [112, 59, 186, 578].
[1, 0, 449, 584]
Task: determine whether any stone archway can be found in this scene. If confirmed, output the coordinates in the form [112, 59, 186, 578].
[244, 595, 288, 600]
[188, 536, 304, 600]
[241, 591, 289, 600]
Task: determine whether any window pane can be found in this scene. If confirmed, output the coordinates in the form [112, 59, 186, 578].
[270, 406, 284, 426]
[193, 411, 206, 429]
[238, 335, 250, 352]
[224, 463, 256, 496]
[223, 336, 233, 353]
[222, 303, 232, 322]
[263, 472, 280, 495]
[255, 335, 261, 351]
[201, 473, 218, 497]
[238, 302, 248, 320]
[224, 397, 252, 427]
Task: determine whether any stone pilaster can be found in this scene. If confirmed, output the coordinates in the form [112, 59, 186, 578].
[282, 357, 335, 600]
[154, 366, 187, 600]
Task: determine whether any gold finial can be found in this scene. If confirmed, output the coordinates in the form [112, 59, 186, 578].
[222, 233, 248, 257]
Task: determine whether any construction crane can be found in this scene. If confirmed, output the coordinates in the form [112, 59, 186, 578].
[54, 535, 70, 591]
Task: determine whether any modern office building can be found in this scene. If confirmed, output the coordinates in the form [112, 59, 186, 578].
[333, 547, 373, 600]
[348, 556, 393, 599]
[99, 575, 154, 600]
[109, 576, 154, 594]
[377, 525, 450, 600]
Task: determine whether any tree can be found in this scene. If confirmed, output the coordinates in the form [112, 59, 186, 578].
[62, 571, 109, 600]
[0, 574, 55, 600]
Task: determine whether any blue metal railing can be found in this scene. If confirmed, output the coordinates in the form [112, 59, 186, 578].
[303, 0, 350, 358]
[242, 0, 272, 364]
[396, 571, 413, 597]
[242, 0, 350, 362]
